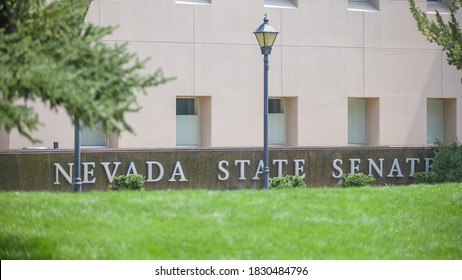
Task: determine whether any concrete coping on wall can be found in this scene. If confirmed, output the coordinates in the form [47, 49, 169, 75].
[0, 145, 436, 154]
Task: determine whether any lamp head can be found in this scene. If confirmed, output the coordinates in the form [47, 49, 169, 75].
[254, 14, 279, 55]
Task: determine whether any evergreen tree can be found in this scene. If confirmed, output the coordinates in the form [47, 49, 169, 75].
[0, 0, 172, 143]
[409, 0, 462, 82]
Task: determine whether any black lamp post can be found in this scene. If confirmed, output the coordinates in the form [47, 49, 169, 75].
[254, 14, 279, 189]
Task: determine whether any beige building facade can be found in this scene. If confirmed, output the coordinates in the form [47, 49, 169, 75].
[1, 0, 461, 150]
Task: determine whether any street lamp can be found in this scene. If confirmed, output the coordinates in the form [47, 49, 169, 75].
[73, 116, 82, 193]
[254, 14, 279, 189]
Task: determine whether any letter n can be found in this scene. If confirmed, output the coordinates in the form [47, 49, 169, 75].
[54, 163, 73, 184]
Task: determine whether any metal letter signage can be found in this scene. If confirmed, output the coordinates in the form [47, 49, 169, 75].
[0, 147, 434, 191]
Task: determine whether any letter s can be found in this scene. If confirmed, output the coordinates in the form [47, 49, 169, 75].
[332, 159, 343, 179]
[218, 160, 229, 181]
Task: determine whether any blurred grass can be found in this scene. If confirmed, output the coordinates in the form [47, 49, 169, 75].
[0, 184, 461, 259]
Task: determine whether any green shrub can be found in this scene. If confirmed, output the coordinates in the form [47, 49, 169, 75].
[432, 139, 462, 183]
[339, 173, 375, 187]
[412, 172, 437, 184]
[269, 175, 306, 189]
[111, 174, 145, 191]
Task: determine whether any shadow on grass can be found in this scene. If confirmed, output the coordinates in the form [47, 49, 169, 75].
[0, 234, 55, 259]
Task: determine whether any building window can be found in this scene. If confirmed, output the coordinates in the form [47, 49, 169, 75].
[264, 0, 298, 9]
[427, 99, 443, 144]
[427, 0, 450, 14]
[175, 0, 211, 5]
[427, 98, 457, 145]
[81, 123, 107, 147]
[269, 99, 285, 145]
[348, 98, 380, 145]
[348, 98, 367, 145]
[347, 0, 379, 12]
[177, 98, 197, 116]
[176, 98, 200, 147]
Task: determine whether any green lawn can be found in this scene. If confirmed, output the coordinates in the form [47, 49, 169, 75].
[0, 184, 461, 260]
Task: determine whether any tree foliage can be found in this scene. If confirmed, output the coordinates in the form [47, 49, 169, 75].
[0, 0, 172, 142]
[432, 139, 462, 183]
[409, 0, 462, 81]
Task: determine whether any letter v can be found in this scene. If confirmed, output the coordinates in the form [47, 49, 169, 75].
[101, 162, 121, 183]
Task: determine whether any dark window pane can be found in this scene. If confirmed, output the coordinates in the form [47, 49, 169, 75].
[177, 98, 196, 115]
[269, 99, 283, 113]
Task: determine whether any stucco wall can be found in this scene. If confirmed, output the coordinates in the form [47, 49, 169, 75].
[3, 0, 461, 149]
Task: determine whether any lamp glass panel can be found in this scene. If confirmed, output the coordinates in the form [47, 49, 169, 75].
[264, 32, 278, 47]
[255, 33, 265, 48]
